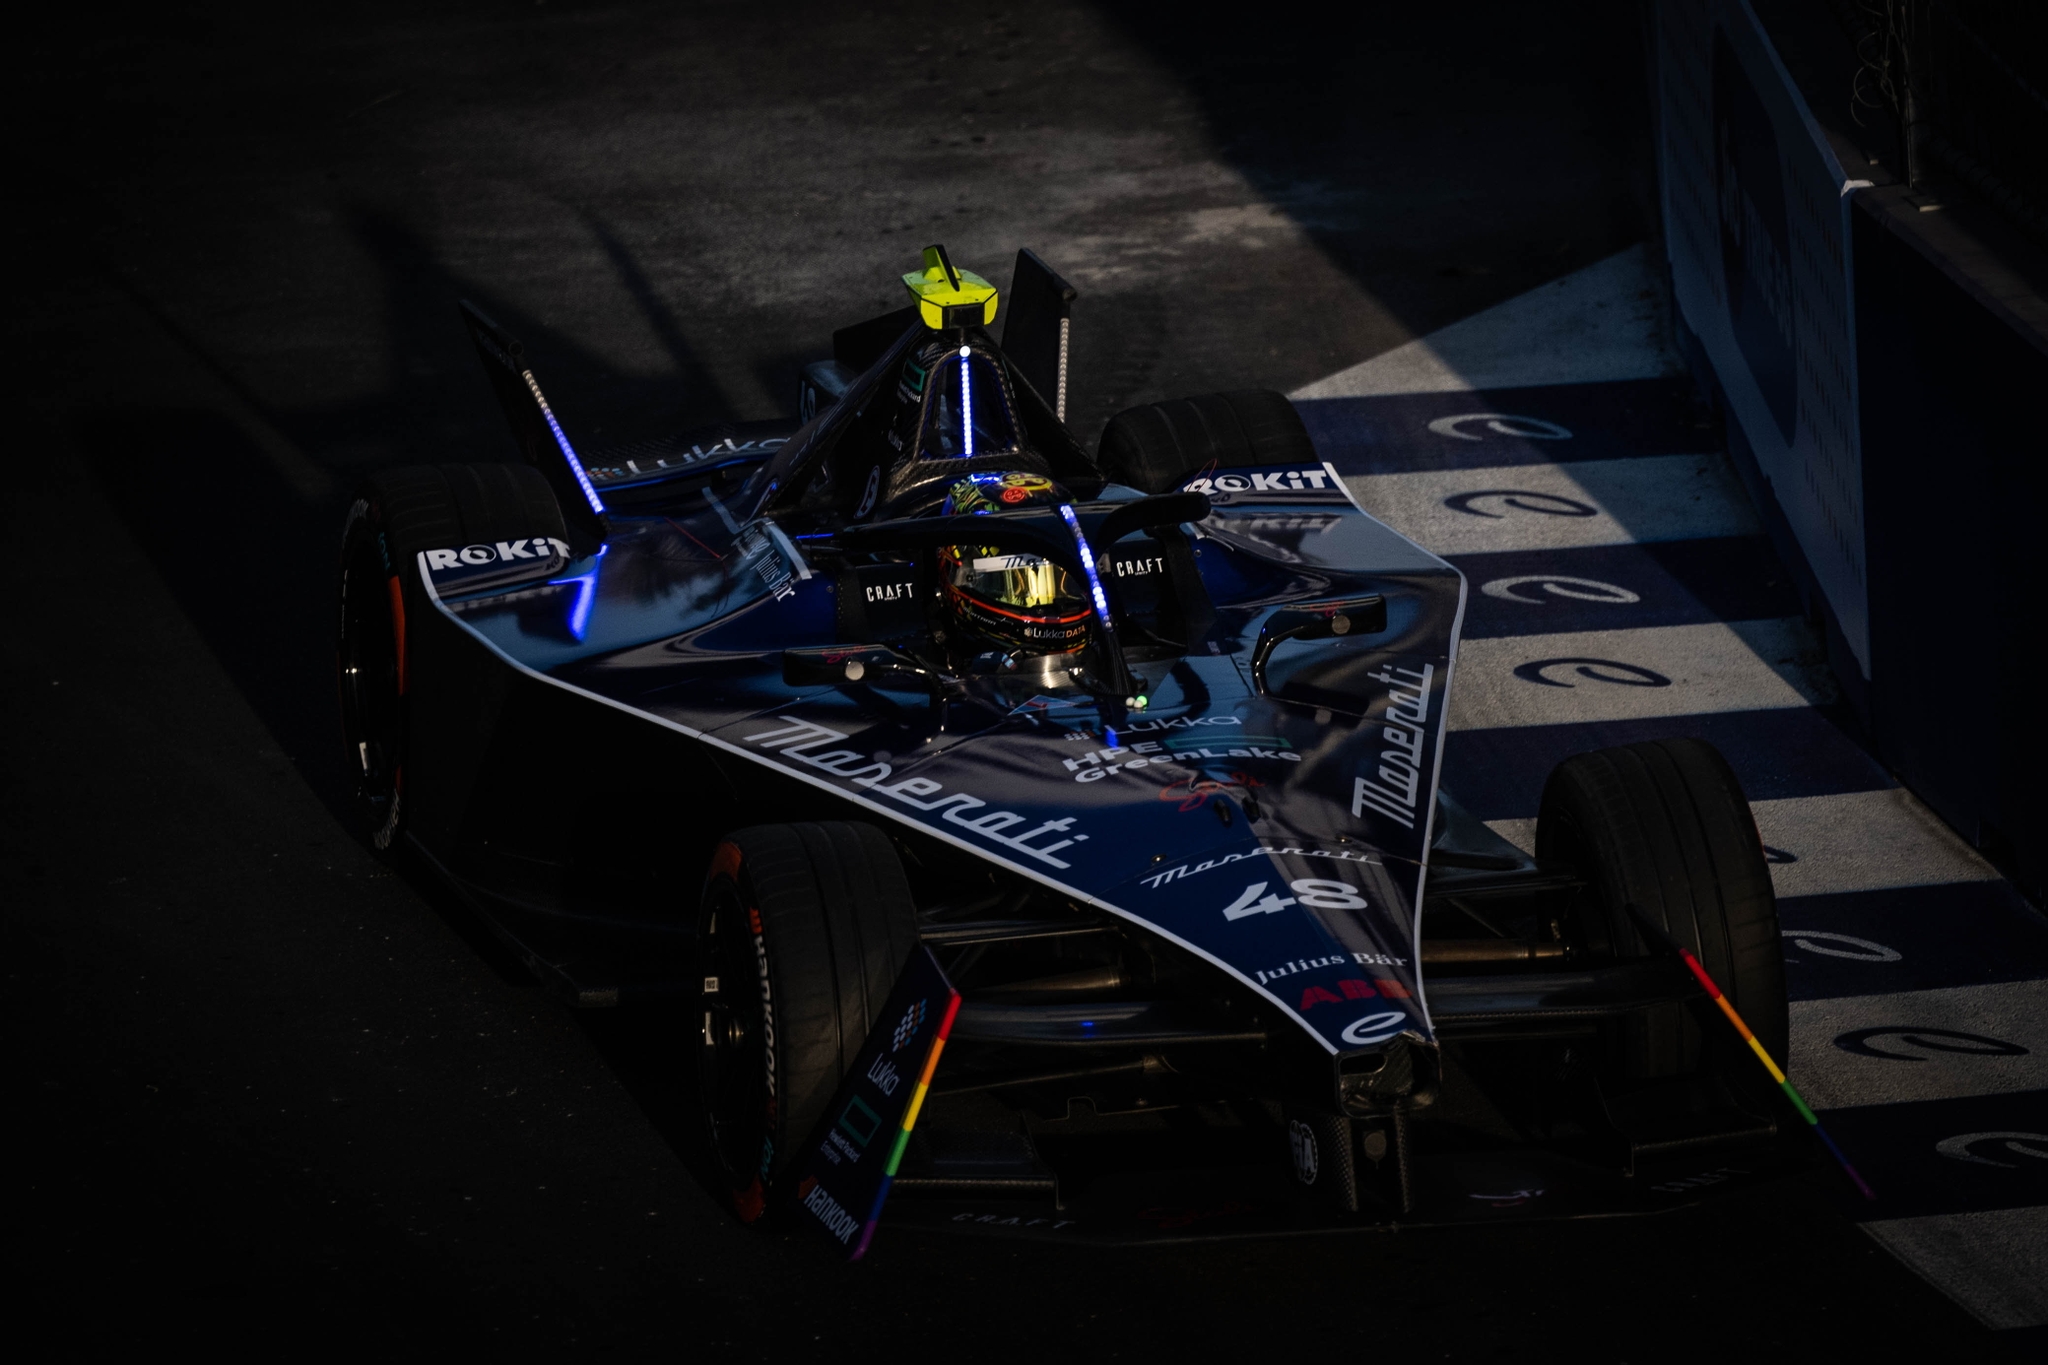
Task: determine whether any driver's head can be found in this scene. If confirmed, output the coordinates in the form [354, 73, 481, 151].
[938, 472, 1091, 655]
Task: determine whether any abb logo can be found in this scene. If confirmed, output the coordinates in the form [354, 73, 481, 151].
[423, 538, 571, 571]
[1295, 977, 1411, 1010]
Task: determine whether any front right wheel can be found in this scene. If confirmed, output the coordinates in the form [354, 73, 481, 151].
[697, 821, 920, 1222]
[1536, 737, 1786, 1081]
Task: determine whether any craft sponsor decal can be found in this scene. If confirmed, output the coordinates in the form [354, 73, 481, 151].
[1141, 844, 1381, 890]
[1351, 663, 1433, 830]
[423, 538, 572, 572]
[1426, 413, 1573, 441]
[745, 717, 1090, 868]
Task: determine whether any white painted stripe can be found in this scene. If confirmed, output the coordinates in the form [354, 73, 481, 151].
[1446, 618, 1828, 730]
[1789, 980, 2048, 1108]
[1756, 788, 2001, 898]
[1863, 1208, 2048, 1329]
[1341, 454, 1759, 556]
[1488, 790, 1997, 899]
[1290, 245, 1681, 397]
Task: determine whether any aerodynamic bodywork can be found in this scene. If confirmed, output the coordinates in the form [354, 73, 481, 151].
[337, 246, 1797, 1244]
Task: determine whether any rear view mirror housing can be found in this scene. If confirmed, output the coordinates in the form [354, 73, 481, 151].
[1251, 594, 1389, 694]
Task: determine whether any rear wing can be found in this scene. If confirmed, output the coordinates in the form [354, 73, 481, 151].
[1002, 248, 1076, 422]
[458, 300, 611, 546]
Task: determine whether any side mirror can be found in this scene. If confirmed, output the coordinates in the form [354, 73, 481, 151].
[783, 645, 963, 698]
[1251, 594, 1389, 694]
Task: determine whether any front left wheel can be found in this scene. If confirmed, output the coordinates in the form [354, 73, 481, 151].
[697, 822, 920, 1222]
[336, 462, 566, 848]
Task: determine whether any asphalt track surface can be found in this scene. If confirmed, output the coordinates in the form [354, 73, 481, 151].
[3, 2, 2022, 1356]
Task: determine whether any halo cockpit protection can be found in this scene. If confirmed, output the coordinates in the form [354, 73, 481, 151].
[938, 472, 1091, 656]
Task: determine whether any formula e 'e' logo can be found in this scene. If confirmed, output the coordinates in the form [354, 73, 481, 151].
[1426, 413, 1572, 441]
[1340, 1011, 1407, 1046]
[423, 538, 571, 572]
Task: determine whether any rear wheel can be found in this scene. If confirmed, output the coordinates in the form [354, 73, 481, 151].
[336, 462, 566, 847]
[697, 822, 920, 1222]
[1096, 389, 1316, 493]
[1536, 738, 1785, 1080]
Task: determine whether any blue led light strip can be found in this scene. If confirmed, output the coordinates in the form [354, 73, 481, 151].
[1057, 504, 1111, 619]
[958, 346, 974, 457]
[522, 369, 608, 516]
[548, 545, 606, 641]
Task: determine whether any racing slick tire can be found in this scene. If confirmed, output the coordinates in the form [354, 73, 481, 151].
[696, 822, 921, 1223]
[1097, 389, 1317, 493]
[1535, 738, 1786, 1082]
[336, 462, 567, 849]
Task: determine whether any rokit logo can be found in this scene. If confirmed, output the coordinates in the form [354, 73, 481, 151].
[1179, 468, 1332, 496]
[423, 538, 572, 572]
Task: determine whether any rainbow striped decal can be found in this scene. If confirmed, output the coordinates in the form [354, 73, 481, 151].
[1631, 906, 1876, 1201]
[851, 990, 965, 1260]
[789, 945, 963, 1259]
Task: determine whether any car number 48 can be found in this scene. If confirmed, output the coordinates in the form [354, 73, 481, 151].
[1222, 879, 1368, 919]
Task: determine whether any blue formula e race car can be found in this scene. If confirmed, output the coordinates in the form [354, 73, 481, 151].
[336, 246, 1797, 1243]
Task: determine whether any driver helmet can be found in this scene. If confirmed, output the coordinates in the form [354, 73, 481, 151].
[938, 472, 1092, 655]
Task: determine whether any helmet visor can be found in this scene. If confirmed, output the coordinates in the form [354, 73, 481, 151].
[958, 552, 1078, 612]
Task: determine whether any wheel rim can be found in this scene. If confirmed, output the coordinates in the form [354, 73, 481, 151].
[338, 517, 404, 838]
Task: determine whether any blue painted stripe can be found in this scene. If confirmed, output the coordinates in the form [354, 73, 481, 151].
[1441, 708, 1894, 821]
[1448, 537, 1802, 639]
[1781, 881, 2048, 1001]
[1299, 378, 1719, 474]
